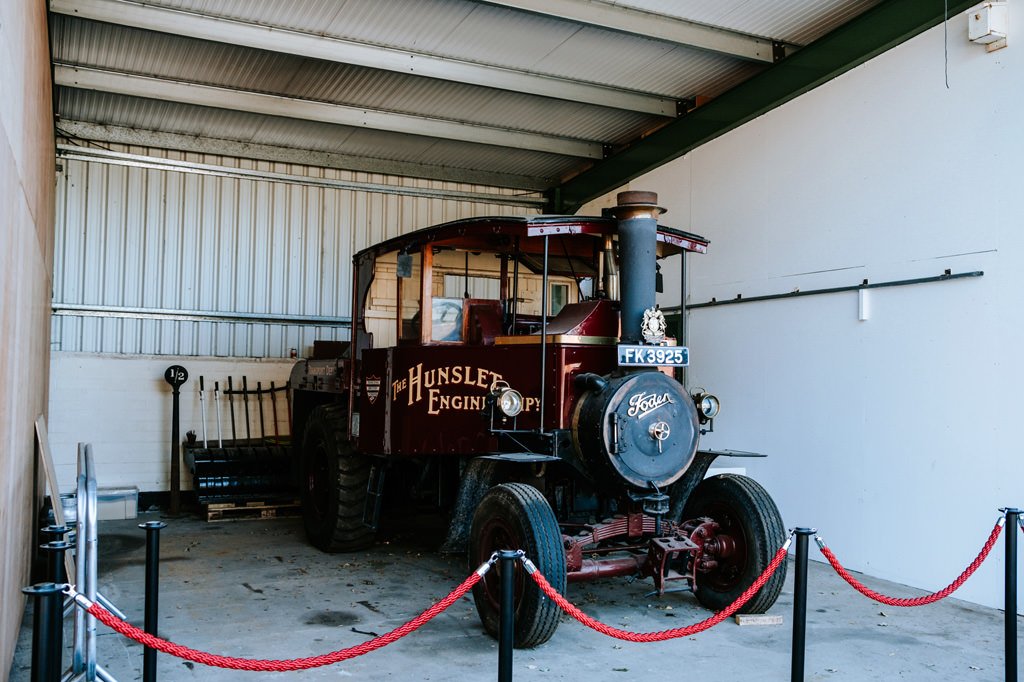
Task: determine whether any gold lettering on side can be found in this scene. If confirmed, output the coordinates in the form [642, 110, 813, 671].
[387, 363, 539, 416]
[408, 363, 423, 405]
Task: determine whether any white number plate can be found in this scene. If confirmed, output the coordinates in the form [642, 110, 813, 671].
[617, 345, 689, 367]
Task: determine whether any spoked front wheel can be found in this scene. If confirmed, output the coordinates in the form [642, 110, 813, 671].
[682, 473, 787, 613]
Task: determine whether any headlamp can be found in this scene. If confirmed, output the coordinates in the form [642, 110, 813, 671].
[691, 388, 720, 422]
[490, 380, 523, 417]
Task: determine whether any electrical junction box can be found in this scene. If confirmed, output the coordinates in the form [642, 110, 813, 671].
[968, 3, 1008, 51]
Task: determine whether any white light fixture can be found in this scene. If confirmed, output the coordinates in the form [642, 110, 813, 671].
[968, 3, 1008, 52]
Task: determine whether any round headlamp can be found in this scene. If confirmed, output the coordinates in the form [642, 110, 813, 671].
[699, 394, 720, 419]
[490, 380, 524, 417]
[497, 389, 523, 417]
[691, 388, 720, 422]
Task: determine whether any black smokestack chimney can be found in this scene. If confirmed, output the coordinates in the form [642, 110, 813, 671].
[610, 191, 664, 344]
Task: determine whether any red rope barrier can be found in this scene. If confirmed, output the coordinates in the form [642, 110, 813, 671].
[83, 571, 481, 671]
[527, 544, 790, 642]
[818, 520, 1004, 607]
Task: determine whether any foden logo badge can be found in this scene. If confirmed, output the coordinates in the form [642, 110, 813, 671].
[365, 376, 381, 404]
[627, 392, 673, 419]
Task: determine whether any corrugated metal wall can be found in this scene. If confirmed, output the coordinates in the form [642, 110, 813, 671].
[52, 145, 540, 357]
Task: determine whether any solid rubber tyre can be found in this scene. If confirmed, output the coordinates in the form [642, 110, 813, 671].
[469, 483, 567, 648]
[682, 474, 786, 613]
[300, 404, 374, 552]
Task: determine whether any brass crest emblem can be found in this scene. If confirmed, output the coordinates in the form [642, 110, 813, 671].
[641, 306, 667, 345]
[365, 376, 381, 404]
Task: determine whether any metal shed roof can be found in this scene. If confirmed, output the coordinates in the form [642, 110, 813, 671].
[50, 0, 975, 211]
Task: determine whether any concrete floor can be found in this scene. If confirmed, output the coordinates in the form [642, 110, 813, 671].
[11, 511, 1020, 681]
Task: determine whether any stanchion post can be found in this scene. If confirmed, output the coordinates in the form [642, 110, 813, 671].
[22, 582, 63, 682]
[41, 538, 71, 674]
[41, 540, 70, 585]
[498, 550, 518, 682]
[1005, 508, 1020, 682]
[791, 528, 815, 682]
[40, 525, 71, 582]
[141, 520, 168, 682]
[39, 524, 71, 543]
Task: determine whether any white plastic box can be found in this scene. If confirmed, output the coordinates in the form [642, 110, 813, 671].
[97, 486, 139, 520]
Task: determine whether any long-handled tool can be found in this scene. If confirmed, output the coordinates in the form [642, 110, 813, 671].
[214, 380, 224, 448]
[257, 381, 267, 440]
[242, 375, 252, 442]
[198, 376, 208, 448]
[269, 381, 280, 440]
[285, 382, 292, 434]
[227, 376, 237, 443]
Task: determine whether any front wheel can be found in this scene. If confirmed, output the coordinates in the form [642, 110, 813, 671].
[682, 474, 786, 613]
[469, 483, 566, 648]
[300, 404, 374, 552]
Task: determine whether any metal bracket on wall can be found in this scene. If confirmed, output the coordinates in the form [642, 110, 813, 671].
[677, 270, 983, 311]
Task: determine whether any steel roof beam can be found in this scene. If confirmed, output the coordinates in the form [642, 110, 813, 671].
[56, 144, 549, 207]
[56, 120, 556, 191]
[50, 0, 677, 117]
[54, 65, 605, 159]
[552, 0, 981, 213]
[483, 0, 785, 62]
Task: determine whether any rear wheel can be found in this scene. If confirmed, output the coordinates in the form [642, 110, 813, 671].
[300, 404, 374, 552]
[682, 474, 786, 613]
[469, 483, 566, 648]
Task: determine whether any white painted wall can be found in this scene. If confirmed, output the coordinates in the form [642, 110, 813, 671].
[48, 353, 295, 493]
[582, 13, 1022, 611]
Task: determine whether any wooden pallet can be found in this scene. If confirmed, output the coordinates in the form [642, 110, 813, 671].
[203, 500, 301, 522]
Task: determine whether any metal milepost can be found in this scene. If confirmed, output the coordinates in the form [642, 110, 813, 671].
[163, 365, 188, 515]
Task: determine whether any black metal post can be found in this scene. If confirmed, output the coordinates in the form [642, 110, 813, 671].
[164, 365, 188, 515]
[498, 550, 518, 682]
[141, 520, 167, 682]
[41, 538, 70, 674]
[791, 528, 814, 682]
[39, 524, 71, 543]
[22, 583, 63, 682]
[1006, 508, 1020, 682]
[539, 236, 548, 432]
[41, 541, 70, 585]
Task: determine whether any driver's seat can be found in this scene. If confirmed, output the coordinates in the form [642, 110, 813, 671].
[463, 299, 503, 345]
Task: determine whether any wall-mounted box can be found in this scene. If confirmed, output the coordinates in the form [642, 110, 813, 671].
[968, 3, 1008, 51]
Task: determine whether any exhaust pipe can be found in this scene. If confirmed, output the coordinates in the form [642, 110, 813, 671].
[609, 191, 664, 344]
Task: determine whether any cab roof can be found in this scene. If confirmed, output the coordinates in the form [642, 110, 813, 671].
[355, 215, 708, 263]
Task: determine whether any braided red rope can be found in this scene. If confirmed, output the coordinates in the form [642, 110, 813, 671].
[527, 544, 789, 642]
[84, 571, 481, 671]
[818, 520, 1003, 607]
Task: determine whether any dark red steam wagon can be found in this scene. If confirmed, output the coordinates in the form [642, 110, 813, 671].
[290, 191, 786, 646]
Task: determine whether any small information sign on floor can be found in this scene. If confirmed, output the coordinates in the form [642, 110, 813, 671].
[734, 614, 784, 626]
[204, 500, 301, 522]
